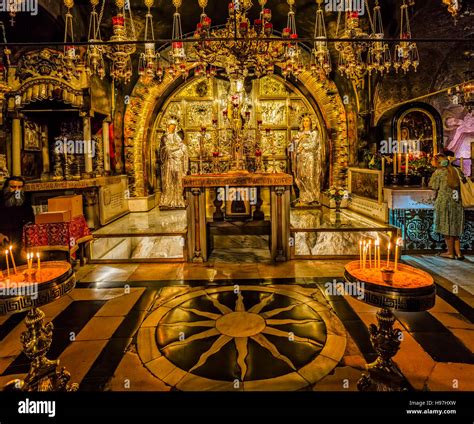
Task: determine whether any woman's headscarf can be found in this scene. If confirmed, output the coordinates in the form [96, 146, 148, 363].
[436, 153, 460, 189]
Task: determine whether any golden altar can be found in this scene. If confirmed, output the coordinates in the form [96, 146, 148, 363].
[183, 172, 293, 262]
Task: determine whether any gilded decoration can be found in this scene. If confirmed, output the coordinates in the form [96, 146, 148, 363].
[261, 130, 287, 156]
[7, 49, 87, 110]
[260, 100, 287, 126]
[259, 76, 288, 97]
[185, 101, 213, 128]
[178, 78, 213, 99]
[289, 100, 310, 127]
[124, 63, 348, 197]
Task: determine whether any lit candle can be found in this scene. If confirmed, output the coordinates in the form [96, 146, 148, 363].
[394, 238, 403, 271]
[8, 245, 17, 274]
[375, 237, 380, 268]
[398, 153, 402, 173]
[405, 153, 409, 176]
[393, 153, 397, 175]
[36, 252, 40, 272]
[362, 240, 367, 269]
[359, 240, 362, 269]
[386, 242, 391, 268]
[4, 250, 10, 277]
[368, 241, 372, 268]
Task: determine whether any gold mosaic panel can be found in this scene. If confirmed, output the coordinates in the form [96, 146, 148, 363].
[159, 101, 183, 129]
[289, 99, 310, 128]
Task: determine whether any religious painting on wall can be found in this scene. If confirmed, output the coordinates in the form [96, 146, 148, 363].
[21, 151, 41, 180]
[23, 120, 42, 151]
[348, 168, 383, 203]
[396, 108, 439, 155]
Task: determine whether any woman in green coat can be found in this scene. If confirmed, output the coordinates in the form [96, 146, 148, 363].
[429, 153, 465, 260]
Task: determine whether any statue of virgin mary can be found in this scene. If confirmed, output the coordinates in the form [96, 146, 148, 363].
[159, 118, 188, 209]
[291, 115, 322, 205]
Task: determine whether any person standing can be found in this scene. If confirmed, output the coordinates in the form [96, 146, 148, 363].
[0, 176, 35, 265]
[429, 153, 465, 260]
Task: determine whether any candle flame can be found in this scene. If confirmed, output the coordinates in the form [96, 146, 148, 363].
[375, 238, 380, 246]
[397, 237, 403, 246]
[388, 242, 391, 249]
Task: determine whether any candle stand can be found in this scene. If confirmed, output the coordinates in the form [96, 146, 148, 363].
[1, 261, 78, 391]
[344, 261, 436, 391]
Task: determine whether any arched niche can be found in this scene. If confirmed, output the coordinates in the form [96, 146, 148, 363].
[124, 64, 349, 197]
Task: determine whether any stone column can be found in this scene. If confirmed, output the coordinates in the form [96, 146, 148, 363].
[102, 119, 110, 173]
[41, 124, 50, 179]
[12, 117, 22, 176]
[83, 115, 93, 176]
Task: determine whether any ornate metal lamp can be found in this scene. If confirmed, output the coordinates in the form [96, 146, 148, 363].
[281, 0, 304, 79]
[63, 0, 80, 70]
[85, 0, 105, 79]
[105, 0, 137, 83]
[169, 0, 188, 79]
[367, 0, 391, 75]
[138, 0, 163, 81]
[393, 0, 419, 74]
[310, 0, 331, 77]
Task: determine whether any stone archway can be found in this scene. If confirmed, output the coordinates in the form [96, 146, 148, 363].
[124, 67, 349, 197]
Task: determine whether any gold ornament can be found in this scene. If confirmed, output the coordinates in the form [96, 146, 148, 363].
[287, 0, 295, 6]
[172, 0, 182, 9]
[90, 0, 99, 6]
[145, 0, 154, 7]
[115, 0, 125, 8]
[258, 0, 267, 7]
[64, 0, 74, 9]
[198, 0, 208, 9]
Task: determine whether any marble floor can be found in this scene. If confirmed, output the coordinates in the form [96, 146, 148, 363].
[0, 257, 472, 392]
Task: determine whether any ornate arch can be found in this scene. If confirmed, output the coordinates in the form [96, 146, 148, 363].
[124, 68, 348, 197]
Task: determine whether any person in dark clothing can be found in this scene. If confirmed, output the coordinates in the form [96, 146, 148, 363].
[0, 176, 34, 265]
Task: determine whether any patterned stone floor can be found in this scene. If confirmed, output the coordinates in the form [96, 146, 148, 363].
[0, 258, 472, 391]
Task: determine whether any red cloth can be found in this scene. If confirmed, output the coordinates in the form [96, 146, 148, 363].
[23, 214, 92, 254]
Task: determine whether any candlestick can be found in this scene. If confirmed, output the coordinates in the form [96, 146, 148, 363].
[394, 238, 403, 271]
[405, 153, 409, 176]
[398, 153, 402, 173]
[386, 242, 391, 268]
[393, 153, 397, 175]
[36, 252, 41, 273]
[359, 240, 362, 269]
[4, 250, 10, 277]
[9, 245, 17, 274]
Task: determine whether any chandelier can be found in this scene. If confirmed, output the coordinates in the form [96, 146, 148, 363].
[105, 0, 137, 83]
[393, 0, 419, 73]
[442, 0, 462, 18]
[310, 0, 331, 77]
[335, 11, 370, 82]
[281, 0, 304, 79]
[63, 0, 80, 70]
[193, 0, 288, 80]
[169, 0, 188, 79]
[367, 0, 391, 75]
[449, 79, 474, 112]
[85, 0, 105, 79]
[138, 0, 163, 80]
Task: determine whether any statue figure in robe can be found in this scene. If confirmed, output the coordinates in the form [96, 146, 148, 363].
[159, 118, 188, 209]
[291, 115, 322, 205]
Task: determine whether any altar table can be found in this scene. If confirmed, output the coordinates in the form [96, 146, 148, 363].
[183, 172, 293, 262]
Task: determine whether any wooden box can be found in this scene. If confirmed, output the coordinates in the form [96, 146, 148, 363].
[48, 195, 83, 217]
[35, 210, 72, 224]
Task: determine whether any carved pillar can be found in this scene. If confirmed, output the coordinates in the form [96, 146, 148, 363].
[102, 119, 111, 173]
[41, 124, 50, 179]
[12, 116, 22, 176]
[188, 187, 205, 262]
[271, 186, 290, 262]
[82, 115, 93, 176]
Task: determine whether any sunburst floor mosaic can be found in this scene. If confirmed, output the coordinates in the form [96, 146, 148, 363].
[138, 285, 346, 391]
